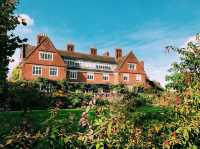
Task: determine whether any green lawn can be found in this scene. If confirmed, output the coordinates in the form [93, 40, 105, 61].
[136, 105, 170, 113]
[0, 108, 95, 136]
[0, 105, 168, 137]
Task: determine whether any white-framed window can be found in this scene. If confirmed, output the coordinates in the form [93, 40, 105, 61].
[32, 65, 42, 76]
[136, 74, 142, 81]
[128, 63, 136, 70]
[87, 72, 94, 80]
[39, 51, 53, 61]
[65, 59, 80, 67]
[123, 73, 129, 81]
[103, 73, 109, 81]
[49, 67, 58, 76]
[69, 70, 78, 79]
[96, 64, 111, 70]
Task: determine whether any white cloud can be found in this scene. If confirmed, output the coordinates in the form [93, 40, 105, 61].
[18, 14, 34, 26]
[180, 36, 196, 48]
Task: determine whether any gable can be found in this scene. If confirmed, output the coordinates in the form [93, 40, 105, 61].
[24, 38, 65, 67]
[117, 52, 145, 74]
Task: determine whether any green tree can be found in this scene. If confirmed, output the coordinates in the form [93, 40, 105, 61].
[0, 0, 26, 97]
[11, 65, 20, 81]
[166, 34, 200, 91]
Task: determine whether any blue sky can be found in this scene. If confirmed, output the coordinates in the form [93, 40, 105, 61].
[10, 0, 200, 86]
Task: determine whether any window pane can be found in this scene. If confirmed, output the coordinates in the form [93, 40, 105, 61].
[33, 66, 41, 75]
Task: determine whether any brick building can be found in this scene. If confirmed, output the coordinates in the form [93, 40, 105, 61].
[19, 34, 149, 88]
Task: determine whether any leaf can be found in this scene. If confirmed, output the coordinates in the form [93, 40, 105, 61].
[191, 145, 198, 149]
[107, 121, 112, 137]
[85, 106, 90, 113]
[96, 143, 100, 149]
[5, 139, 13, 145]
[183, 129, 189, 141]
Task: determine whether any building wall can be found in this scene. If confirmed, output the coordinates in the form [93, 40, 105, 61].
[67, 71, 115, 84]
[20, 35, 148, 87]
[21, 37, 66, 80]
[118, 73, 146, 85]
[117, 52, 147, 86]
[21, 63, 66, 80]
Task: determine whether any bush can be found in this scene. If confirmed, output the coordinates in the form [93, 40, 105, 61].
[96, 99, 109, 106]
[5, 82, 51, 111]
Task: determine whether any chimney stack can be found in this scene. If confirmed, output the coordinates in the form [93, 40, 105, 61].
[21, 44, 28, 60]
[103, 51, 109, 57]
[90, 47, 97, 56]
[115, 48, 122, 59]
[140, 60, 144, 70]
[67, 43, 75, 52]
[37, 33, 47, 45]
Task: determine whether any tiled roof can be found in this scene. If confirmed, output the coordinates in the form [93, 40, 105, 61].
[24, 44, 36, 58]
[57, 50, 118, 64]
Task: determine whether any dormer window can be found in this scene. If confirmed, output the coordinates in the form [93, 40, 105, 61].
[39, 51, 53, 61]
[128, 63, 136, 70]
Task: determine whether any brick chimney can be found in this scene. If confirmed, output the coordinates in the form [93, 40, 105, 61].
[37, 33, 47, 45]
[90, 47, 97, 56]
[140, 60, 144, 69]
[103, 51, 109, 57]
[115, 48, 122, 59]
[67, 43, 75, 52]
[21, 44, 28, 60]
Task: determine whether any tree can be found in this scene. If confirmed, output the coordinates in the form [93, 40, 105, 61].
[0, 0, 27, 97]
[166, 33, 200, 91]
[11, 65, 20, 81]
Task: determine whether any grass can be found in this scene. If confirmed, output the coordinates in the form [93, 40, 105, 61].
[136, 105, 170, 113]
[0, 108, 95, 137]
[0, 105, 169, 137]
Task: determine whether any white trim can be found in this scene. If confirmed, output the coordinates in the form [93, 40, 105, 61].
[103, 73, 109, 81]
[136, 74, 142, 82]
[32, 65, 42, 76]
[123, 73, 129, 81]
[49, 66, 58, 77]
[39, 51, 53, 61]
[69, 70, 78, 80]
[128, 63, 136, 70]
[87, 72, 94, 80]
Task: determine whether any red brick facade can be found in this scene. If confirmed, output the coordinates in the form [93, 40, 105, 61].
[20, 34, 149, 87]
[20, 35, 66, 81]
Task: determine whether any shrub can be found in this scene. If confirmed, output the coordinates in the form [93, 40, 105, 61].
[6, 82, 50, 111]
[95, 99, 109, 106]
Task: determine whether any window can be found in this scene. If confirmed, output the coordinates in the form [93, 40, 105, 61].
[39, 52, 53, 60]
[69, 71, 78, 79]
[96, 64, 111, 70]
[65, 59, 80, 68]
[123, 73, 129, 81]
[136, 74, 142, 81]
[103, 73, 109, 81]
[128, 63, 136, 70]
[32, 65, 42, 75]
[49, 67, 58, 76]
[87, 72, 94, 80]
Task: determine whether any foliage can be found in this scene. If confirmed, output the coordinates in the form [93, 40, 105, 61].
[1, 34, 200, 148]
[0, 108, 95, 148]
[166, 39, 200, 91]
[163, 34, 200, 148]
[95, 99, 109, 106]
[5, 81, 50, 111]
[10, 65, 21, 82]
[0, 0, 27, 96]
